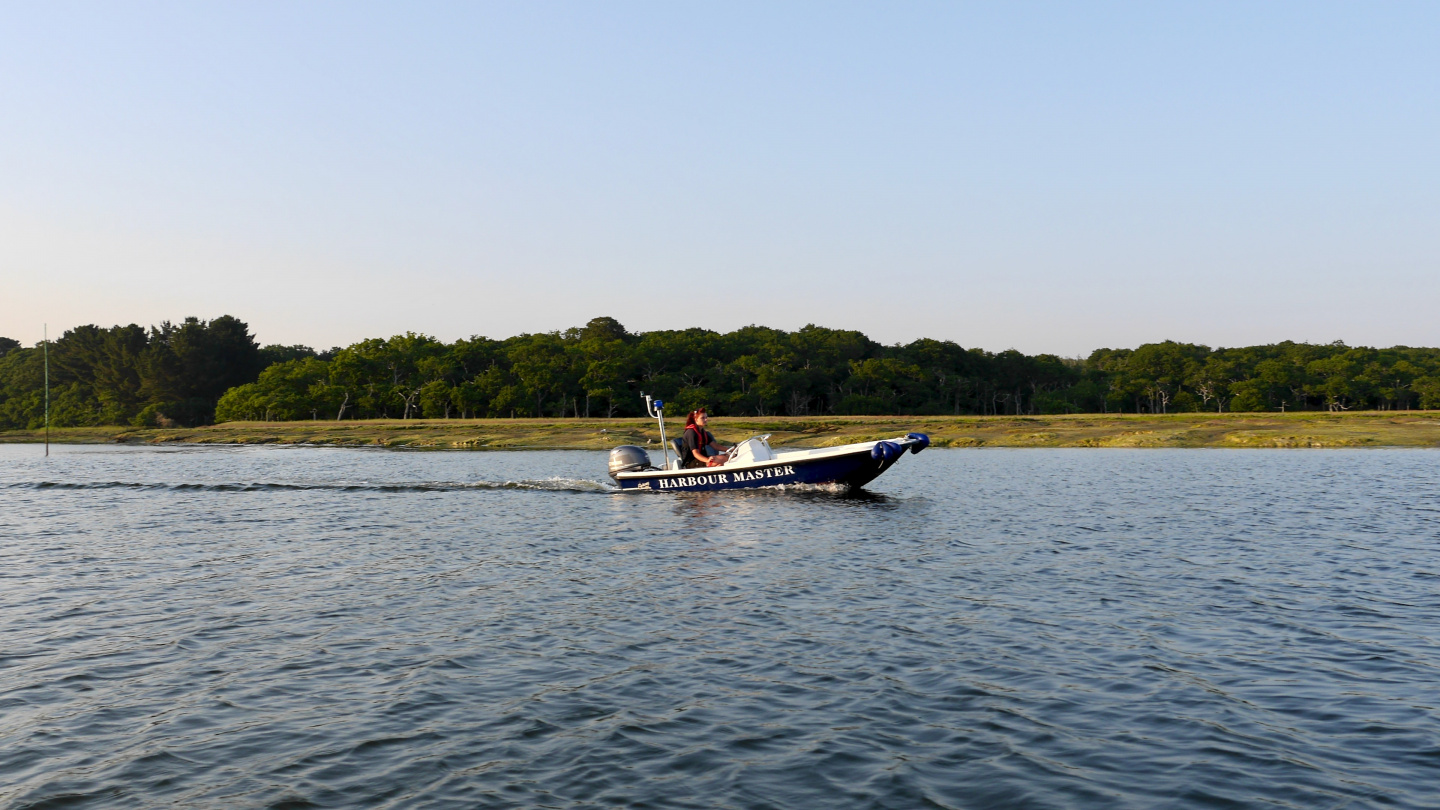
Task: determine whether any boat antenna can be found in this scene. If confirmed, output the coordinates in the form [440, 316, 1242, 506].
[643, 393, 671, 469]
[43, 323, 50, 458]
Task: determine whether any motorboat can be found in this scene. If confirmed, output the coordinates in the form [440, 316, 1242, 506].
[607, 395, 929, 492]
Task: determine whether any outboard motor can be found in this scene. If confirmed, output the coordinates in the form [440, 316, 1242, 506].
[607, 445, 654, 479]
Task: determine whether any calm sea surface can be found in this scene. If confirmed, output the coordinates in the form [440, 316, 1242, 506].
[2, 444, 1438, 809]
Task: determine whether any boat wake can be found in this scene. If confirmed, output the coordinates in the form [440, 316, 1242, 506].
[8, 479, 885, 498]
[6, 478, 617, 494]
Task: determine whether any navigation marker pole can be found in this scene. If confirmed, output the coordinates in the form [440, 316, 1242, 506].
[43, 323, 50, 457]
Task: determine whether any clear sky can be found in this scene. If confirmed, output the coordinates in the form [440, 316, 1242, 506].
[2, 2, 1437, 355]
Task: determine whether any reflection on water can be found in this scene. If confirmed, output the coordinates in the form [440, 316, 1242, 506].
[2, 444, 1438, 809]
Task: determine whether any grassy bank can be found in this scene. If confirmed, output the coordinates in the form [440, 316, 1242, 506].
[4, 412, 1440, 449]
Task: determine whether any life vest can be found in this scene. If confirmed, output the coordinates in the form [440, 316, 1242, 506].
[683, 424, 711, 466]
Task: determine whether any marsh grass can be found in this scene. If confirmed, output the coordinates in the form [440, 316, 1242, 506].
[5, 412, 1440, 449]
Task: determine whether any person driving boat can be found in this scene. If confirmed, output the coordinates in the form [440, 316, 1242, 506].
[680, 408, 730, 468]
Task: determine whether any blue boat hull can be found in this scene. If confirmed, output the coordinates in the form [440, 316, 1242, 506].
[614, 435, 926, 492]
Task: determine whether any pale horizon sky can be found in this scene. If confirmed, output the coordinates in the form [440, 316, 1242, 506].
[2, 2, 1437, 356]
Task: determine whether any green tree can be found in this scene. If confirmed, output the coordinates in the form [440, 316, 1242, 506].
[139, 316, 263, 425]
[508, 333, 571, 417]
[1414, 377, 1440, 409]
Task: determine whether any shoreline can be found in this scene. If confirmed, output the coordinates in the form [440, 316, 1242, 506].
[4, 412, 1440, 449]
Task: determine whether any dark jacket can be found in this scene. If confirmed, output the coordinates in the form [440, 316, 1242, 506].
[680, 425, 715, 468]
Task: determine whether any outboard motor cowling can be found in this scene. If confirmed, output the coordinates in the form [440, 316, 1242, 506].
[608, 445, 654, 478]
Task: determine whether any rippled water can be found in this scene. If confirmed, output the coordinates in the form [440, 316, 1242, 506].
[3, 444, 1438, 809]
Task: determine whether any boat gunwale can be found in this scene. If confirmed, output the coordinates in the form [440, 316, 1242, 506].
[613, 436, 917, 480]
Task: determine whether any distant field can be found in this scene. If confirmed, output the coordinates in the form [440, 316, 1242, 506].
[5, 412, 1440, 449]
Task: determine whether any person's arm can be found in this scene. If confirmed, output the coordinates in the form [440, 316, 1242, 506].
[704, 431, 726, 453]
[704, 432, 730, 466]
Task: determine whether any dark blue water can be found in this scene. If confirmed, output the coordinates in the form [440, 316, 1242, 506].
[3, 445, 1438, 809]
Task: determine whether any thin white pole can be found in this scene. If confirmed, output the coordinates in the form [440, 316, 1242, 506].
[644, 394, 671, 469]
[43, 323, 50, 457]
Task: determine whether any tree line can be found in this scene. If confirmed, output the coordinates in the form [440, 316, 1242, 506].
[2, 314, 1439, 429]
[0, 316, 284, 429]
